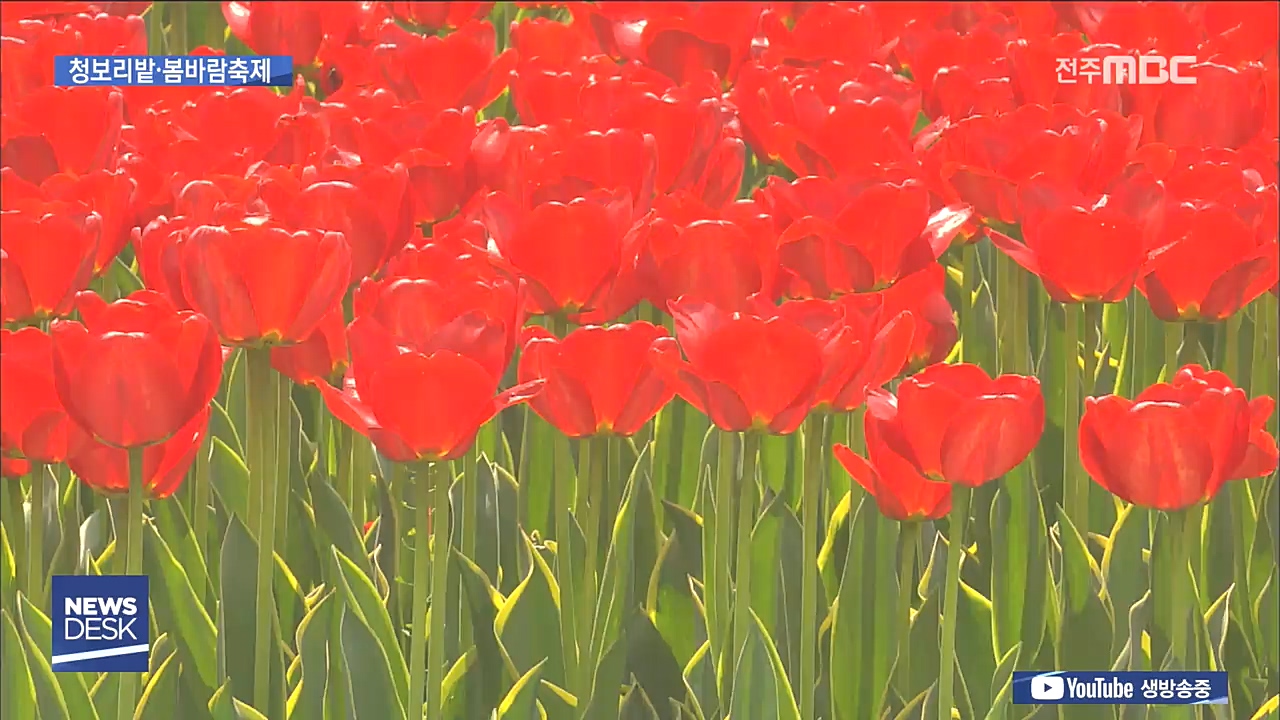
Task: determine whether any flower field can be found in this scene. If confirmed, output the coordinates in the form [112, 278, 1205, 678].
[2, 1, 1279, 719]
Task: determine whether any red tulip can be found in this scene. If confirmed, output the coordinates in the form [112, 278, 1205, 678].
[270, 306, 348, 388]
[1, 327, 72, 463]
[751, 296, 916, 413]
[651, 297, 825, 434]
[179, 220, 351, 346]
[373, 19, 516, 114]
[386, 1, 494, 33]
[764, 175, 971, 296]
[988, 194, 1156, 304]
[758, 2, 895, 68]
[833, 443, 951, 522]
[518, 322, 677, 438]
[223, 1, 361, 67]
[481, 188, 634, 316]
[66, 406, 209, 499]
[255, 162, 413, 283]
[842, 264, 958, 373]
[318, 316, 543, 463]
[1171, 366, 1278, 482]
[1, 456, 28, 478]
[865, 363, 1044, 486]
[0, 86, 123, 185]
[1151, 62, 1271, 151]
[354, 238, 523, 384]
[628, 192, 779, 314]
[1138, 201, 1278, 322]
[0, 199, 101, 325]
[50, 290, 223, 449]
[1078, 366, 1272, 510]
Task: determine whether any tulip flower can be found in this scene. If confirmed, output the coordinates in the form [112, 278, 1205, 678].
[356, 239, 524, 382]
[320, 316, 543, 463]
[49, 290, 223, 449]
[2, 167, 134, 276]
[842, 264, 958, 373]
[0, 327, 72, 464]
[0, 86, 123, 185]
[270, 306, 349, 388]
[628, 192, 779, 314]
[179, 220, 352, 347]
[1138, 202, 1278, 322]
[770, 176, 972, 296]
[65, 407, 210, 499]
[481, 189, 635, 317]
[865, 362, 1045, 487]
[1080, 367, 1277, 510]
[834, 443, 952, 522]
[0, 200, 101, 325]
[652, 297, 833, 435]
[518, 322, 677, 438]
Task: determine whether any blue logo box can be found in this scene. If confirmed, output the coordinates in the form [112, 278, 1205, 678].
[54, 55, 294, 87]
[1013, 671, 1229, 705]
[51, 575, 149, 672]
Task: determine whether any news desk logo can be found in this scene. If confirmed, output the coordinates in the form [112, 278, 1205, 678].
[1013, 671, 1229, 706]
[1056, 55, 1198, 85]
[51, 575, 149, 672]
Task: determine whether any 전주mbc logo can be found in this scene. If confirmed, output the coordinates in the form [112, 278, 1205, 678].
[51, 575, 149, 672]
[1056, 55, 1198, 85]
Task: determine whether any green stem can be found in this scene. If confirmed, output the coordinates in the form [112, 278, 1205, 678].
[460, 447, 478, 651]
[1222, 315, 1257, 646]
[275, 377, 291, 559]
[168, 1, 187, 54]
[337, 424, 354, 514]
[960, 243, 979, 363]
[553, 434, 580, 694]
[1133, 291, 1149, 392]
[1168, 508, 1194, 668]
[352, 438, 371, 527]
[1063, 303, 1087, 548]
[247, 348, 278, 713]
[192, 435, 211, 603]
[731, 432, 762, 676]
[897, 522, 919, 690]
[1163, 321, 1183, 383]
[116, 447, 146, 720]
[577, 437, 607, 708]
[3, 482, 26, 599]
[936, 485, 972, 720]
[146, 1, 164, 54]
[799, 416, 825, 720]
[713, 429, 736, 699]
[27, 463, 45, 604]
[408, 464, 431, 720]
[426, 461, 451, 720]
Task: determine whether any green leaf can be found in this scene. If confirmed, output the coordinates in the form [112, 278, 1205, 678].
[645, 504, 705, 671]
[816, 492, 853, 607]
[339, 604, 407, 720]
[286, 590, 335, 719]
[209, 399, 243, 460]
[498, 659, 547, 720]
[1102, 504, 1149, 659]
[209, 680, 269, 720]
[982, 643, 1021, 720]
[989, 478, 1050, 664]
[620, 682, 662, 720]
[13, 599, 70, 720]
[216, 514, 287, 720]
[209, 438, 250, 523]
[1055, 507, 1116, 719]
[16, 594, 97, 720]
[308, 466, 375, 578]
[331, 549, 410, 709]
[580, 631, 629, 720]
[830, 496, 899, 720]
[496, 532, 565, 685]
[749, 492, 806, 691]
[1, 608, 37, 720]
[110, 255, 144, 294]
[728, 609, 801, 720]
[135, 649, 181, 720]
[589, 464, 641, 678]
[144, 520, 218, 695]
[625, 609, 688, 715]
[454, 548, 514, 711]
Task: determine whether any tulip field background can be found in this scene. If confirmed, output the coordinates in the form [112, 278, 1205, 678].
[2, 2, 1279, 720]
